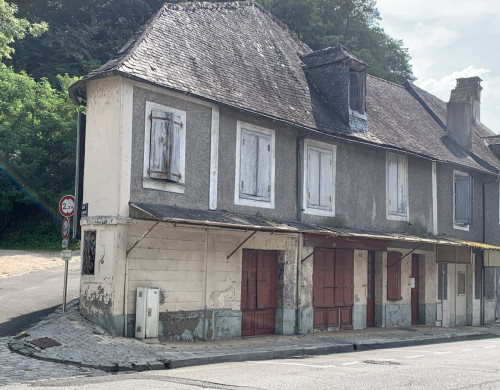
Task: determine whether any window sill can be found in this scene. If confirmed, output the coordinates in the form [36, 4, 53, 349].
[235, 194, 274, 209]
[386, 212, 408, 222]
[143, 178, 185, 194]
[303, 207, 335, 217]
[453, 223, 470, 232]
[349, 109, 367, 120]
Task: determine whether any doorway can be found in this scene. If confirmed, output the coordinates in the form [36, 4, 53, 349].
[313, 248, 354, 330]
[366, 251, 376, 327]
[241, 249, 278, 336]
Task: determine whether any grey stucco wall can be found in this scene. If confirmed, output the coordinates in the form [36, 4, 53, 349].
[130, 86, 212, 209]
[485, 181, 500, 246]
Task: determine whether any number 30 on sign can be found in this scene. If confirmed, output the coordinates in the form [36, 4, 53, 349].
[59, 195, 75, 217]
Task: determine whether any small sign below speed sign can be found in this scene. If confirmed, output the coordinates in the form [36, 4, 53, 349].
[59, 195, 75, 217]
[61, 217, 70, 239]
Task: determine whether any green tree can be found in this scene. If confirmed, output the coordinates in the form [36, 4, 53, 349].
[0, 0, 47, 60]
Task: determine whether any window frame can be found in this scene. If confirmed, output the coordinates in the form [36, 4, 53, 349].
[453, 170, 472, 231]
[143, 101, 186, 194]
[349, 70, 366, 118]
[302, 139, 336, 217]
[386, 152, 409, 221]
[234, 121, 275, 208]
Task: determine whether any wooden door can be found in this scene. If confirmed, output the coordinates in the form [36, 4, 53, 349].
[313, 248, 354, 330]
[411, 254, 420, 325]
[366, 251, 376, 327]
[241, 249, 278, 336]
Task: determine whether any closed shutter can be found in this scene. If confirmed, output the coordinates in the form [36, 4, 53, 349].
[397, 155, 407, 213]
[455, 174, 472, 224]
[168, 115, 182, 182]
[349, 72, 359, 111]
[307, 146, 333, 210]
[387, 251, 402, 300]
[387, 154, 399, 214]
[256, 134, 271, 200]
[240, 130, 258, 196]
[149, 110, 172, 180]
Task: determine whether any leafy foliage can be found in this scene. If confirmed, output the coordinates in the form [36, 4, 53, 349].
[0, 65, 79, 234]
[0, 0, 47, 60]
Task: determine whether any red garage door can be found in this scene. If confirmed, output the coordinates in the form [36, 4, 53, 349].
[313, 248, 354, 330]
[241, 249, 278, 336]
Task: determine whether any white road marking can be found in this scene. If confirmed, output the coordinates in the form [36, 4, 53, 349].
[397, 349, 434, 353]
[460, 349, 475, 351]
[248, 361, 337, 369]
[483, 346, 495, 349]
[342, 362, 360, 366]
[404, 355, 425, 359]
[434, 352, 451, 355]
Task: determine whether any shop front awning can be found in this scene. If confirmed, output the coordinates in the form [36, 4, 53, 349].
[129, 203, 495, 251]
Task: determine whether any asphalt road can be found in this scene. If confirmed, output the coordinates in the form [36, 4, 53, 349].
[3, 338, 500, 389]
[0, 261, 80, 337]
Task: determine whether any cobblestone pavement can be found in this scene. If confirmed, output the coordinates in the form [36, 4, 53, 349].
[0, 336, 106, 386]
[3, 299, 500, 385]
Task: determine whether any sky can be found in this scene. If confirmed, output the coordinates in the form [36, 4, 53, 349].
[376, 0, 500, 134]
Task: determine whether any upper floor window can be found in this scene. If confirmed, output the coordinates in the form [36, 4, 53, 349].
[234, 121, 275, 208]
[386, 152, 408, 221]
[303, 140, 336, 216]
[453, 171, 472, 229]
[143, 101, 186, 193]
[349, 71, 365, 115]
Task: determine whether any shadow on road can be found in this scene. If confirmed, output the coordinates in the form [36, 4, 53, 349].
[0, 305, 60, 337]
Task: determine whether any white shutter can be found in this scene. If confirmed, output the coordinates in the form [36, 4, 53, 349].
[257, 134, 271, 200]
[319, 149, 333, 209]
[387, 153, 398, 214]
[307, 148, 320, 207]
[240, 130, 258, 196]
[167, 115, 181, 182]
[149, 110, 172, 180]
[397, 156, 407, 213]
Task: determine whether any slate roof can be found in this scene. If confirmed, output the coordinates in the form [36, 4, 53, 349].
[70, 1, 500, 175]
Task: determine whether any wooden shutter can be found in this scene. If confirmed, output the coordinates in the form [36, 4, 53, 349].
[240, 130, 258, 196]
[308, 148, 320, 207]
[307, 146, 333, 210]
[167, 114, 182, 182]
[149, 110, 172, 180]
[319, 149, 333, 209]
[397, 155, 407, 213]
[256, 134, 271, 200]
[387, 251, 402, 300]
[387, 154, 399, 214]
[455, 174, 472, 224]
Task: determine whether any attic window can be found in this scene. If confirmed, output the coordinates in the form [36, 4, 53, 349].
[349, 71, 365, 115]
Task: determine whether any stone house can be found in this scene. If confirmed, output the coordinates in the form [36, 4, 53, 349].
[69, 1, 500, 340]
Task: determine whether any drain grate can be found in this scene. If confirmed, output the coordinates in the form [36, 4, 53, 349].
[364, 360, 401, 366]
[30, 337, 61, 349]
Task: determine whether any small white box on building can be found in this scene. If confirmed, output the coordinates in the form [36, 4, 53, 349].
[135, 287, 160, 339]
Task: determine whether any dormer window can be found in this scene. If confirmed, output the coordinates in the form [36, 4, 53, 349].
[349, 71, 365, 115]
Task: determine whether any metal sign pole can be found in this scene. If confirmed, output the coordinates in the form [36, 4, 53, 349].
[63, 259, 69, 313]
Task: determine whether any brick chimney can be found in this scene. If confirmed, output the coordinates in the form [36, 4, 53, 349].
[446, 76, 482, 152]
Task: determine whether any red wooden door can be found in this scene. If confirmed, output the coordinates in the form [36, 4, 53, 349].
[241, 249, 278, 336]
[366, 251, 376, 327]
[411, 254, 420, 325]
[313, 249, 354, 330]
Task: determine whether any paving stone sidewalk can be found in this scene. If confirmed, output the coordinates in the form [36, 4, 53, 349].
[8, 299, 500, 373]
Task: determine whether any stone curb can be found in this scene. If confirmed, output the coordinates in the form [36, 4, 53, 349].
[7, 328, 500, 372]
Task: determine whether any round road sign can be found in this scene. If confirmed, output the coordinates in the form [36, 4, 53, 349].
[61, 217, 70, 239]
[59, 195, 75, 217]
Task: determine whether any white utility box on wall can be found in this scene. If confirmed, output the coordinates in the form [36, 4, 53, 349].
[135, 287, 160, 339]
